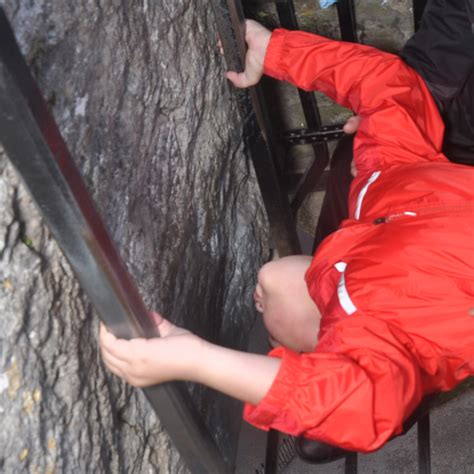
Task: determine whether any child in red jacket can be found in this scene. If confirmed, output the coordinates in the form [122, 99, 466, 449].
[99, 19, 474, 451]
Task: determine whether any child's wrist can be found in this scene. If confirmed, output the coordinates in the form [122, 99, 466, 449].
[188, 338, 221, 386]
[179, 335, 209, 383]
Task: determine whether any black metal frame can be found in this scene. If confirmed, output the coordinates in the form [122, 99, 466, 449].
[274, 0, 332, 212]
[0, 9, 230, 474]
[418, 414, 431, 474]
[211, 0, 301, 258]
[336, 0, 358, 42]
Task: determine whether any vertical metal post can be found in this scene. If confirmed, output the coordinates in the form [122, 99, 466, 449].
[275, 0, 325, 131]
[417, 413, 431, 474]
[275, 0, 330, 212]
[336, 0, 358, 43]
[211, 0, 301, 257]
[0, 8, 230, 474]
[263, 429, 281, 474]
[344, 452, 358, 474]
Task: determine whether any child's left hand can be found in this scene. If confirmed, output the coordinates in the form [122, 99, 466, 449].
[225, 19, 271, 88]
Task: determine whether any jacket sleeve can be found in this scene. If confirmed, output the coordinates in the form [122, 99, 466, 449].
[263, 29, 448, 173]
[243, 318, 425, 452]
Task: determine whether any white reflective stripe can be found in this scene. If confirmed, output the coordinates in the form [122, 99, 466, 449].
[355, 170, 381, 219]
[404, 211, 417, 216]
[334, 262, 357, 315]
[337, 272, 357, 315]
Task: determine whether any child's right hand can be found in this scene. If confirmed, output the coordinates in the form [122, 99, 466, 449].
[99, 312, 203, 388]
[100, 312, 282, 405]
[343, 115, 361, 177]
[343, 115, 361, 134]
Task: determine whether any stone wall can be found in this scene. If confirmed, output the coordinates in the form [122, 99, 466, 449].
[0, 1, 268, 472]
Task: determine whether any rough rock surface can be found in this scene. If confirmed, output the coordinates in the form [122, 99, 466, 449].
[0, 1, 268, 472]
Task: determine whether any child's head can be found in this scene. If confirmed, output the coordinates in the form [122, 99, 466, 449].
[254, 256, 321, 352]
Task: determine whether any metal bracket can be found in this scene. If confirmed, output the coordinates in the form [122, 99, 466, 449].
[284, 124, 346, 146]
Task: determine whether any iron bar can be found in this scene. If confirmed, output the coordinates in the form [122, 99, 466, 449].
[336, 0, 358, 43]
[264, 429, 280, 474]
[211, 0, 301, 256]
[275, 0, 331, 211]
[344, 452, 358, 474]
[417, 413, 431, 474]
[287, 0, 357, 210]
[0, 8, 230, 474]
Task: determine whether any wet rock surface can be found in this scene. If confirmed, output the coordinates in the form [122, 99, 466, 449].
[0, 1, 268, 472]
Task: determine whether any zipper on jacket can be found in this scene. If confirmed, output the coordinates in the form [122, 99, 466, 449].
[371, 203, 472, 226]
[373, 212, 415, 224]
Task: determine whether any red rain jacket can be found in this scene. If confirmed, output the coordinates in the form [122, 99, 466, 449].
[244, 29, 474, 452]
